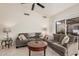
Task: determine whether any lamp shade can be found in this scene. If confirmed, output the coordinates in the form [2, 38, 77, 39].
[3, 27, 11, 33]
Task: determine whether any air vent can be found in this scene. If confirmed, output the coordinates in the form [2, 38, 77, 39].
[43, 16, 47, 18]
[24, 13, 30, 16]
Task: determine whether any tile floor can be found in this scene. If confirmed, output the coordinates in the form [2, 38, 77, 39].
[0, 46, 60, 56]
[0, 45, 79, 56]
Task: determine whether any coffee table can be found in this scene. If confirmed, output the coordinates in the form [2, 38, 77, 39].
[27, 40, 48, 56]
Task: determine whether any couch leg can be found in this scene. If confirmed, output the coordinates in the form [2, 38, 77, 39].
[75, 54, 78, 56]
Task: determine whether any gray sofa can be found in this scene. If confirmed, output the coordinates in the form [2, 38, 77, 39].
[16, 33, 29, 48]
[46, 34, 78, 56]
[16, 33, 41, 48]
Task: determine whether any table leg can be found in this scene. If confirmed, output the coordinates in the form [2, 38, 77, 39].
[44, 49, 46, 56]
[8, 44, 10, 48]
[29, 49, 31, 56]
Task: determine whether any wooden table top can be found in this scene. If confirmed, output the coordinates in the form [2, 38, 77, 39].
[27, 41, 48, 48]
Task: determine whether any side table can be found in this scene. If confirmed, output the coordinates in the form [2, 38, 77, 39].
[1, 38, 13, 49]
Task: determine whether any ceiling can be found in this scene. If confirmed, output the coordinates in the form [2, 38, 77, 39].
[0, 3, 77, 18]
[21, 3, 77, 17]
[0, 3, 77, 28]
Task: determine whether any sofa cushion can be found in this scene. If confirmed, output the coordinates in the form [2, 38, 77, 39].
[59, 34, 65, 43]
[53, 34, 65, 42]
[53, 34, 61, 42]
[47, 39, 59, 44]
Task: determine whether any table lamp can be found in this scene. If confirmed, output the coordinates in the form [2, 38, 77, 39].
[3, 27, 11, 40]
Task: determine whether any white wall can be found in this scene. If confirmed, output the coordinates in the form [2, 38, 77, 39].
[13, 12, 49, 40]
[12, 11, 49, 40]
[0, 4, 49, 40]
[50, 4, 79, 33]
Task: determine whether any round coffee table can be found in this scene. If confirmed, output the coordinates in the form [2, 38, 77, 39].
[27, 41, 48, 56]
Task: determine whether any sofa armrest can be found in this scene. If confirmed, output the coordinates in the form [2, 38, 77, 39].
[52, 43, 67, 53]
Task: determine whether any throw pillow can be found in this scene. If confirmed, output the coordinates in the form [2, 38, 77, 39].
[28, 33, 35, 37]
[40, 33, 45, 39]
[61, 35, 70, 45]
[18, 35, 23, 40]
[18, 35, 27, 40]
[48, 34, 54, 40]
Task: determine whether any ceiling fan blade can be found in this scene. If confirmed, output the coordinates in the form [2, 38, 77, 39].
[31, 3, 35, 10]
[37, 3, 45, 8]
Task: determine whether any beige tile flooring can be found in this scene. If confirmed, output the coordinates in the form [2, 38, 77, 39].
[0, 46, 60, 56]
[0, 45, 79, 56]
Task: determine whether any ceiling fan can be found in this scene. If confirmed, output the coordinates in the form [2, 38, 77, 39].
[21, 3, 45, 16]
[31, 3, 45, 10]
[21, 3, 45, 11]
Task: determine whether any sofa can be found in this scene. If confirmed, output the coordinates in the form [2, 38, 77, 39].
[16, 33, 41, 48]
[45, 34, 78, 56]
[16, 33, 29, 48]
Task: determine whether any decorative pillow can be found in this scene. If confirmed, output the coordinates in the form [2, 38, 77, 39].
[28, 33, 35, 37]
[40, 33, 45, 39]
[18, 35, 23, 40]
[48, 34, 54, 40]
[18, 35, 27, 40]
[61, 35, 70, 45]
